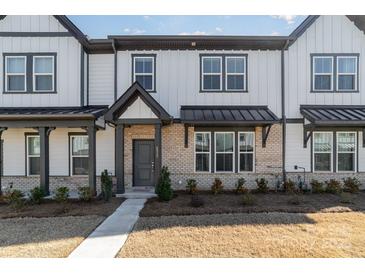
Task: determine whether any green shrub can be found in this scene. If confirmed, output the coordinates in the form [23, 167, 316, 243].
[29, 187, 45, 204]
[283, 179, 296, 193]
[310, 180, 324, 193]
[190, 195, 204, 207]
[211, 178, 224, 195]
[325, 179, 342, 194]
[4, 189, 25, 210]
[101, 169, 113, 202]
[186, 179, 198, 194]
[287, 195, 301, 205]
[78, 186, 92, 202]
[255, 178, 269, 193]
[155, 166, 173, 201]
[343, 177, 361, 193]
[340, 192, 353, 204]
[235, 178, 248, 194]
[242, 193, 256, 206]
[54, 187, 69, 203]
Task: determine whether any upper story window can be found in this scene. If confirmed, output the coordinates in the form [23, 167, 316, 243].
[3, 53, 57, 93]
[132, 55, 156, 92]
[311, 54, 358, 92]
[201, 54, 247, 92]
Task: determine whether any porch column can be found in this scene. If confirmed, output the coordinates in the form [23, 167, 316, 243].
[115, 124, 125, 194]
[39, 127, 52, 196]
[0, 127, 7, 196]
[154, 123, 162, 184]
[87, 125, 97, 196]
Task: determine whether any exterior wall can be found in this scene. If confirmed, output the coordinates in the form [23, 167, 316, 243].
[285, 15, 365, 118]
[0, 16, 68, 32]
[117, 50, 282, 118]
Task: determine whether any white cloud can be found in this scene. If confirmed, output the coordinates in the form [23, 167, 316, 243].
[123, 28, 146, 34]
[271, 31, 280, 36]
[271, 15, 297, 25]
[215, 27, 223, 33]
[143, 16, 150, 20]
[178, 30, 208, 35]
[123, 28, 130, 33]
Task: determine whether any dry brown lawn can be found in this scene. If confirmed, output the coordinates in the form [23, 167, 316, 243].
[0, 215, 104, 257]
[118, 212, 365, 258]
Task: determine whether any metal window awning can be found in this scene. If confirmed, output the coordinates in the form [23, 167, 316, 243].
[300, 105, 365, 147]
[180, 105, 279, 148]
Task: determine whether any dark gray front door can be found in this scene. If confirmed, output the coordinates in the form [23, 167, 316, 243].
[133, 140, 155, 187]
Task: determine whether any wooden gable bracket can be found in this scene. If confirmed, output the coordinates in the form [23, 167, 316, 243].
[303, 126, 314, 148]
[262, 125, 272, 148]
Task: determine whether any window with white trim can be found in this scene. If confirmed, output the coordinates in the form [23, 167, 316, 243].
[313, 56, 333, 91]
[313, 132, 333, 172]
[202, 56, 222, 91]
[337, 132, 356, 172]
[27, 135, 40, 176]
[133, 56, 155, 91]
[215, 132, 234, 172]
[5, 56, 26, 92]
[33, 56, 54, 91]
[194, 132, 211, 172]
[238, 132, 254, 172]
[337, 56, 358, 91]
[226, 56, 246, 91]
[70, 135, 89, 175]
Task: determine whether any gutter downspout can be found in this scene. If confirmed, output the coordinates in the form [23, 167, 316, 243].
[281, 39, 290, 183]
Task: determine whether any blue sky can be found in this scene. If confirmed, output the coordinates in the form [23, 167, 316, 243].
[68, 15, 307, 38]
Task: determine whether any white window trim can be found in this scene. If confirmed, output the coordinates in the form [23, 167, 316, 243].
[201, 56, 223, 91]
[133, 56, 155, 91]
[336, 56, 358, 92]
[194, 132, 211, 173]
[225, 56, 246, 91]
[32, 56, 55, 92]
[313, 131, 333, 173]
[70, 135, 89, 176]
[312, 56, 334, 92]
[336, 131, 357, 173]
[214, 132, 235, 173]
[5, 55, 27, 92]
[26, 135, 40, 176]
[238, 131, 255, 173]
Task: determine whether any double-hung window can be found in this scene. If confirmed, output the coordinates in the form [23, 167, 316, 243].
[238, 132, 254, 172]
[313, 132, 333, 172]
[337, 56, 357, 91]
[336, 132, 356, 172]
[27, 135, 40, 176]
[33, 56, 55, 91]
[312, 56, 334, 91]
[70, 135, 89, 175]
[5, 56, 27, 92]
[133, 55, 155, 91]
[201, 56, 222, 91]
[194, 132, 211, 172]
[226, 56, 246, 91]
[215, 132, 234, 172]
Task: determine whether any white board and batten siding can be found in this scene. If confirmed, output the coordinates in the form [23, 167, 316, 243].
[0, 15, 82, 107]
[285, 15, 365, 119]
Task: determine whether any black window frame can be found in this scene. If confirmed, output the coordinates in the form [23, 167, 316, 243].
[3, 52, 57, 94]
[131, 54, 156, 93]
[200, 54, 248, 93]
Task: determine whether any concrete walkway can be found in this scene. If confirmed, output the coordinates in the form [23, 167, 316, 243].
[68, 198, 146, 258]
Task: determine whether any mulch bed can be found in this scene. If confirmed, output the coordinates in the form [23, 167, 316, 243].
[140, 191, 365, 217]
[0, 197, 125, 219]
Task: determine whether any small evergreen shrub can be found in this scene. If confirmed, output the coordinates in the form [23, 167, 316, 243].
[101, 169, 113, 202]
[310, 180, 324, 193]
[29, 187, 45, 204]
[211, 178, 224, 195]
[242, 193, 256, 206]
[343, 177, 361, 193]
[186, 179, 198, 194]
[78, 186, 92, 202]
[255, 178, 269, 193]
[235, 178, 248, 194]
[340, 192, 353, 204]
[54, 187, 69, 203]
[190, 195, 204, 207]
[4, 189, 25, 210]
[283, 179, 296, 193]
[325, 179, 342, 194]
[155, 166, 173, 201]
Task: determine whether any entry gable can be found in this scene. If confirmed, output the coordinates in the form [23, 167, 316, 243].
[119, 96, 158, 119]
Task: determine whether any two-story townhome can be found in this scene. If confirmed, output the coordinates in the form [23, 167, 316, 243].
[0, 15, 364, 196]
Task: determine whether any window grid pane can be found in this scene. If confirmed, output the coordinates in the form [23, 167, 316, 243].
[215, 133, 234, 172]
[337, 132, 356, 172]
[313, 132, 332, 172]
[202, 57, 222, 90]
[195, 133, 210, 172]
[337, 57, 357, 91]
[239, 132, 254, 172]
[313, 57, 333, 91]
[134, 57, 154, 90]
[72, 136, 89, 156]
